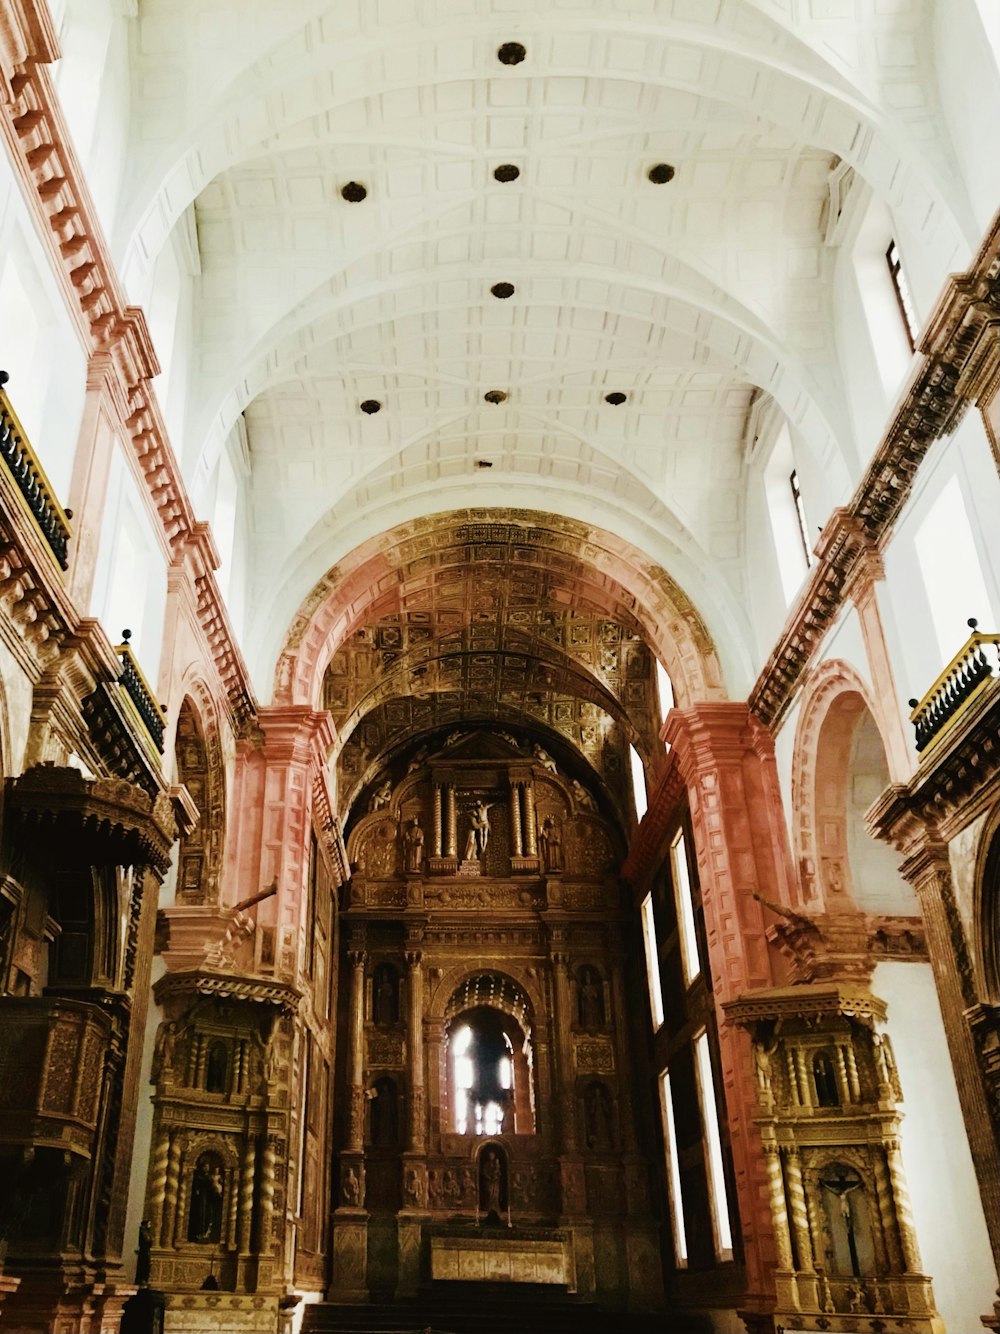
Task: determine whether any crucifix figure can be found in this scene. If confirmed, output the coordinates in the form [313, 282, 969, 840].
[463, 800, 495, 860]
[820, 1164, 865, 1277]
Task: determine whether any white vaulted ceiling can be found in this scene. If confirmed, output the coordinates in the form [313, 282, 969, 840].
[119, 0, 972, 697]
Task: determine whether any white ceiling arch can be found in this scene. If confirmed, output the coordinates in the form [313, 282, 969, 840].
[121, 2, 968, 291]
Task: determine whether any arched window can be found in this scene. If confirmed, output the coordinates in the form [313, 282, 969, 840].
[451, 1010, 514, 1136]
[444, 974, 536, 1135]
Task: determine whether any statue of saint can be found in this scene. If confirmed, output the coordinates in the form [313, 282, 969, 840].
[188, 1154, 224, 1244]
[463, 800, 494, 860]
[403, 816, 424, 873]
[584, 1082, 613, 1150]
[532, 744, 558, 773]
[135, 1219, 152, 1286]
[369, 778, 392, 812]
[578, 966, 604, 1028]
[539, 816, 563, 873]
[479, 1147, 506, 1223]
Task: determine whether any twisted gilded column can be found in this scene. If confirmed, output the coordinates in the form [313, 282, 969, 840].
[407, 947, 425, 1151]
[259, 1136, 277, 1254]
[764, 1143, 794, 1270]
[509, 781, 523, 857]
[163, 1132, 182, 1246]
[238, 1135, 257, 1254]
[347, 946, 368, 1151]
[785, 1149, 814, 1271]
[446, 785, 457, 858]
[433, 783, 442, 857]
[523, 780, 537, 856]
[885, 1139, 922, 1273]
[148, 1127, 170, 1244]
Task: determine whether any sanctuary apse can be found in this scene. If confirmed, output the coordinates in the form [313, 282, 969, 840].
[2, 3, 1000, 1334]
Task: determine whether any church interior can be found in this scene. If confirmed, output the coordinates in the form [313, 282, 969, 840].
[0, 2, 999, 1332]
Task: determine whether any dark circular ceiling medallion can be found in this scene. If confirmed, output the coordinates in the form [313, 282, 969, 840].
[360, 399, 382, 414]
[341, 181, 368, 202]
[604, 392, 627, 406]
[493, 163, 520, 183]
[484, 389, 508, 404]
[491, 282, 515, 299]
[647, 163, 676, 184]
[497, 41, 526, 65]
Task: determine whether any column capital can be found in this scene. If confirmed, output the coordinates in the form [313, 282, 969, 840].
[348, 949, 367, 971]
[405, 949, 423, 970]
[664, 701, 772, 782]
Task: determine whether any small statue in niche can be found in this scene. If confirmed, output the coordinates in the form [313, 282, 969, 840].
[188, 1153, 225, 1244]
[403, 816, 424, 874]
[577, 966, 604, 1028]
[571, 779, 597, 812]
[873, 1032, 902, 1101]
[341, 1164, 361, 1206]
[373, 964, 398, 1025]
[463, 800, 495, 860]
[151, 1020, 180, 1082]
[584, 1081, 614, 1150]
[539, 816, 564, 874]
[369, 778, 392, 812]
[479, 1146, 507, 1224]
[403, 1166, 425, 1207]
[135, 1219, 152, 1286]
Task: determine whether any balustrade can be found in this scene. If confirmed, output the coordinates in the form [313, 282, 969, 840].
[0, 371, 72, 569]
[908, 618, 1000, 754]
[115, 628, 167, 754]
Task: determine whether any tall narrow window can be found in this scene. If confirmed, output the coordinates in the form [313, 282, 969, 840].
[671, 831, 701, 987]
[694, 1030, 734, 1260]
[913, 475, 994, 666]
[658, 1070, 688, 1267]
[886, 240, 918, 350]
[641, 893, 664, 1029]
[789, 470, 813, 569]
[655, 659, 675, 752]
[630, 744, 648, 822]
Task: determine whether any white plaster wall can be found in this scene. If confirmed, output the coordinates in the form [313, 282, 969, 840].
[874, 961, 997, 1334]
[53, 0, 132, 239]
[933, 0, 1000, 236]
[89, 445, 168, 680]
[882, 413, 1000, 709]
[0, 637, 37, 779]
[0, 158, 88, 501]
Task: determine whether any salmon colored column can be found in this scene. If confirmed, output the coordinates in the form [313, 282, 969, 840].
[665, 702, 793, 1328]
[225, 706, 336, 977]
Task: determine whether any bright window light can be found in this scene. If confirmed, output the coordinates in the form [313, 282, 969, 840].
[630, 745, 648, 821]
[659, 1071, 688, 1267]
[694, 1030, 733, 1260]
[913, 475, 994, 667]
[641, 893, 664, 1029]
[655, 660, 674, 722]
[671, 831, 701, 987]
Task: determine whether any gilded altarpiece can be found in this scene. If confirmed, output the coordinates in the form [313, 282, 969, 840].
[332, 730, 661, 1311]
[144, 970, 299, 1332]
[725, 984, 942, 1333]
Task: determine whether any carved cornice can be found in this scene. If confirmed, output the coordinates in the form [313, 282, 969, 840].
[153, 968, 301, 1014]
[756, 896, 927, 983]
[7, 764, 175, 871]
[751, 211, 1000, 730]
[724, 981, 887, 1028]
[0, 38, 257, 729]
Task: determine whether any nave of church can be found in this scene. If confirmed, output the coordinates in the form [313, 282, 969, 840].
[0, 2, 999, 1332]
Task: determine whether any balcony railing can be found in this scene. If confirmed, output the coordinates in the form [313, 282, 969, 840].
[115, 629, 166, 755]
[0, 371, 72, 570]
[908, 618, 1000, 754]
